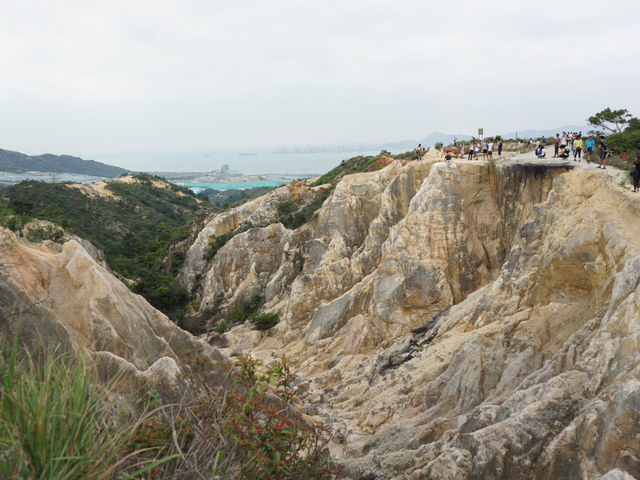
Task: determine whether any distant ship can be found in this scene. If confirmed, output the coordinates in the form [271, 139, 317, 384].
[238, 152, 258, 156]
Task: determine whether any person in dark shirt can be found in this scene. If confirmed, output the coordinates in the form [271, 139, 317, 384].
[598, 136, 609, 169]
[632, 156, 640, 192]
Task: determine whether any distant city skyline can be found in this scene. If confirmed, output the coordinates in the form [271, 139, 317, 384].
[1, 1, 639, 167]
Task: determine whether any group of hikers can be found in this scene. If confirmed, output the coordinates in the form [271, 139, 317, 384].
[414, 134, 640, 193]
[414, 140, 505, 162]
[533, 132, 611, 169]
[463, 140, 504, 160]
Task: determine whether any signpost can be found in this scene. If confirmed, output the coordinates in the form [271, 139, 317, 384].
[478, 128, 484, 142]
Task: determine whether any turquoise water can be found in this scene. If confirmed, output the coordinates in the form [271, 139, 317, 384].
[177, 180, 287, 193]
[94, 148, 383, 174]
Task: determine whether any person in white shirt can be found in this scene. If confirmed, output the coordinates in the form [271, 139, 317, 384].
[487, 141, 494, 159]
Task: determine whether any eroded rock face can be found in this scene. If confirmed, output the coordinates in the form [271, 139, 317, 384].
[179, 180, 329, 292]
[192, 156, 640, 479]
[0, 228, 219, 392]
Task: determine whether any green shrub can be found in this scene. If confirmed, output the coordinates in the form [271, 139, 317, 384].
[276, 200, 297, 216]
[0, 335, 172, 479]
[178, 314, 208, 336]
[215, 320, 229, 334]
[173, 352, 337, 479]
[608, 129, 640, 155]
[205, 230, 237, 261]
[231, 310, 245, 322]
[249, 312, 279, 330]
[24, 224, 65, 243]
[276, 191, 331, 230]
[243, 294, 264, 317]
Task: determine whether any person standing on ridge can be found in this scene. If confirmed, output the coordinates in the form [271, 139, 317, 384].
[598, 136, 609, 169]
[573, 135, 583, 161]
[553, 134, 560, 158]
[488, 140, 494, 159]
[498, 139, 503, 157]
[468, 142, 475, 160]
[416, 144, 424, 160]
[631, 156, 640, 192]
[585, 135, 595, 163]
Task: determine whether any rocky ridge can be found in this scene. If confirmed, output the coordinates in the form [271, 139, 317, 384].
[3, 146, 640, 479]
[0, 228, 218, 393]
[186, 149, 640, 479]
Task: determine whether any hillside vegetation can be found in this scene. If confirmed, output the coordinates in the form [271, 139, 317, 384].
[312, 150, 414, 186]
[198, 186, 275, 208]
[0, 175, 205, 318]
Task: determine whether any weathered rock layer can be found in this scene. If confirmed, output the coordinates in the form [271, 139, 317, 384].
[191, 156, 640, 479]
[0, 229, 217, 392]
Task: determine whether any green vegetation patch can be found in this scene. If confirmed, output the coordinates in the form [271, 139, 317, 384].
[0, 334, 171, 479]
[312, 150, 414, 186]
[198, 186, 275, 209]
[249, 312, 279, 330]
[205, 229, 241, 261]
[0, 177, 206, 319]
[276, 191, 330, 230]
[25, 224, 64, 244]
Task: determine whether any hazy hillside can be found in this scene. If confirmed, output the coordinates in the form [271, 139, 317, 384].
[1, 174, 207, 317]
[0, 148, 129, 176]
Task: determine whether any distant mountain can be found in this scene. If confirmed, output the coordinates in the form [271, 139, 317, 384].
[0, 148, 129, 177]
[384, 132, 472, 152]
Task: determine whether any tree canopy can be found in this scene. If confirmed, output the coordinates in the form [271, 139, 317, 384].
[588, 108, 636, 134]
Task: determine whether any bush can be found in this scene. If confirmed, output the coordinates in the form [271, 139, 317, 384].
[0, 335, 171, 479]
[215, 320, 229, 334]
[243, 294, 264, 317]
[170, 352, 337, 479]
[25, 224, 65, 244]
[607, 129, 640, 155]
[204, 230, 237, 261]
[249, 312, 279, 330]
[276, 192, 331, 230]
[178, 314, 208, 336]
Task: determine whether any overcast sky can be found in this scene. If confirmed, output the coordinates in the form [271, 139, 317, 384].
[1, 0, 639, 161]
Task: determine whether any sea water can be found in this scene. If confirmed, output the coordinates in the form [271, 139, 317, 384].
[1, 147, 390, 191]
[178, 180, 287, 194]
[92, 148, 384, 175]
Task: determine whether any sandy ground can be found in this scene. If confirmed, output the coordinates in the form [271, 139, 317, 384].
[67, 173, 190, 199]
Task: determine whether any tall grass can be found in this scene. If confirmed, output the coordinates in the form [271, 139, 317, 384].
[0, 330, 173, 480]
[0, 328, 337, 479]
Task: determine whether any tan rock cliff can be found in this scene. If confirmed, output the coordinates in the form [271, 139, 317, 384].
[0, 228, 217, 392]
[192, 156, 640, 479]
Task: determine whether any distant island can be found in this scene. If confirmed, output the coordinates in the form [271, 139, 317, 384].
[0, 148, 129, 177]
